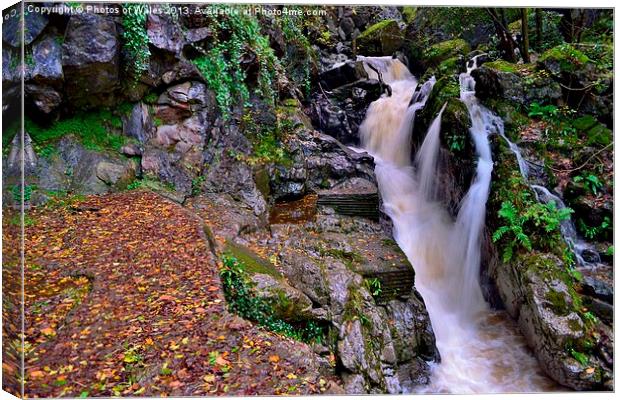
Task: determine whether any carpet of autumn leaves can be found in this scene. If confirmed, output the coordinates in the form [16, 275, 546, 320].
[2, 190, 337, 397]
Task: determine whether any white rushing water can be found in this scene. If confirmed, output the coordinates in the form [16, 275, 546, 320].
[358, 57, 556, 393]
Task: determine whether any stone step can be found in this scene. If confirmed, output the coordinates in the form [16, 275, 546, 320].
[362, 268, 415, 304]
[317, 193, 380, 219]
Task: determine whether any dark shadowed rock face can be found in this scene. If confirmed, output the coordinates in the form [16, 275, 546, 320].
[62, 13, 120, 108]
[25, 33, 64, 114]
[2, 9, 48, 47]
[147, 14, 184, 54]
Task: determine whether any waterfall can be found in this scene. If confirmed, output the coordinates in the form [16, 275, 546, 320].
[358, 56, 555, 393]
[498, 124, 600, 268]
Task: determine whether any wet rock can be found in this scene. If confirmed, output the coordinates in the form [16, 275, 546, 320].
[472, 61, 562, 106]
[34, 136, 137, 198]
[62, 13, 120, 108]
[354, 19, 404, 56]
[490, 251, 612, 390]
[147, 14, 184, 54]
[3, 9, 48, 47]
[318, 61, 368, 90]
[269, 129, 376, 201]
[249, 273, 315, 322]
[311, 79, 383, 144]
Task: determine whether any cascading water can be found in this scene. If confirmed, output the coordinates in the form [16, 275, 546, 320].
[498, 119, 601, 268]
[358, 56, 557, 393]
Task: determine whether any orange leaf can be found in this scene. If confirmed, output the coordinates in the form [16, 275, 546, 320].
[40, 327, 56, 337]
[268, 355, 280, 363]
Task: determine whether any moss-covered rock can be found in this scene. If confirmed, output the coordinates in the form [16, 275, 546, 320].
[540, 44, 591, 74]
[411, 75, 475, 216]
[472, 61, 561, 107]
[401, 6, 417, 24]
[421, 38, 470, 69]
[354, 19, 404, 56]
[489, 250, 612, 390]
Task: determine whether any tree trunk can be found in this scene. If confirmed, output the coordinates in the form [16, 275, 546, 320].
[521, 8, 530, 62]
[486, 8, 517, 62]
[535, 9, 543, 49]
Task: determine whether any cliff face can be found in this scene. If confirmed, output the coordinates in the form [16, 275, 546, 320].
[2, 3, 614, 396]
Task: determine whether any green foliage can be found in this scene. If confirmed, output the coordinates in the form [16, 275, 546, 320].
[142, 92, 159, 104]
[121, 3, 151, 83]
[569, 348, 589, 366]
[528, 102, 559, 120]
[191, 9, 278, 120]
[577, 217, 611, 241]
[191, 176, 206, 196]
[605, 246, 614, 256]
[573, 173, 603, 195]
[364, 278, 382, 298]
[277, 10, 317, 96]
[11, 184, 33, 204]
[493, 198, 573, 262]
[25, 110, 126, 152]
[541, 44, 590, 73]
[219, 254, 325, 344]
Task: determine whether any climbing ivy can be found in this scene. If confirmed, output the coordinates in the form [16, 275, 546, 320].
[219, 254, 325, 344]
[191, 8, 278, 119]
[121, 3, 151, 83]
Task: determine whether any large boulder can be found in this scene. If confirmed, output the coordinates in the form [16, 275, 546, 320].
[354, 19, 404, 56]
[33, 136, 138, 199]
[25, 34, 64, 114]
[411, 76, 476, 216]
[490, 251, 613, 390]
[62, 13, 120, 108]
[140, 81, 216, 197]
[472, 61, 562, 107]
[421, 39, 470, 70]
[538, 44, 613, 124]
[147, 14, 184, 54]
[269, 129, 376, 201]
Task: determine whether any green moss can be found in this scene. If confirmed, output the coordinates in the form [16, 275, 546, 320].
[402, 6, 417, 23]
[483, 60, 534, 74]
[435, 56, 462, 78]
[357, 19, 396, 40]
[572, 115, 598, 131]
[423, 39, 470, 68]
[540, 44, 591, 73]
[319, 246, 366, 269]
[545, 289, 569, 315]
[355, 19, 403, 56]
[25, 110, 126, 152]
[585, 123, 612, 146]
[224, 241, 282, 279]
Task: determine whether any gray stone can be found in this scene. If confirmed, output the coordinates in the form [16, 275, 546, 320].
[3, 9, 48, 47]
[123, 103, 153, 143]
[147, 14, 184, 54]
[26, 34, 63, 86]
[62, 13, 120, 107]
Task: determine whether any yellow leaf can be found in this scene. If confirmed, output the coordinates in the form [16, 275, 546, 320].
[203, 374, 216, 383]
[287, 373, 297, 379]
[40, 327, 56, 337]
[181, 337, 189, 345]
